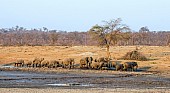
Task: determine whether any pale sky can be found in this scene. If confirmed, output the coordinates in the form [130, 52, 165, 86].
[0, 0, 170, 31]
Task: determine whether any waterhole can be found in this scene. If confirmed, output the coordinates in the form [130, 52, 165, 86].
[46, 83, 93, 87]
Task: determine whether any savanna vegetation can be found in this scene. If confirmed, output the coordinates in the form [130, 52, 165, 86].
[0, 18, 170, 92]
[0, 19, 169, 47]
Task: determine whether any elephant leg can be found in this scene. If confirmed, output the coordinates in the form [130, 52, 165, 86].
[135, 66, 138, 71]
[132, 67, 135, 71]
[80, 64, 83, 68]
[32, 64, 34, 67]
[124, 67, 127, 71]
[72, 65, 74, 69]
[63, 64, 65, 68]
[71, 63, 73, 69]
[88, 63, 91, 69]
[69, 64, 71, 69]
[62, 65, 64, 68]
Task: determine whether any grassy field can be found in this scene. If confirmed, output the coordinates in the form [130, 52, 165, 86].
[0, 46, 170, 73]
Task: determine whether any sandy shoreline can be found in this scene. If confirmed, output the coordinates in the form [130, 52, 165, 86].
[1, 88, 170, 93]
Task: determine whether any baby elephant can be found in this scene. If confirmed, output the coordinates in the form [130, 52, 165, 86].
[91, 61, 104, 70]
[97, 57, 108, 62]
[123, 62, 138, 71]
[115, 64, 124, 71]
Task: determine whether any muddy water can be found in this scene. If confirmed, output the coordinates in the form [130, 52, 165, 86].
[0, 68, 170, 89]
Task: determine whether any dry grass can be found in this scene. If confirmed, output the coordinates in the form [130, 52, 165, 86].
[0, 46, 170, 73]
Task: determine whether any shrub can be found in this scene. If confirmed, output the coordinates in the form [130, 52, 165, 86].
[122, 50, 147, 61]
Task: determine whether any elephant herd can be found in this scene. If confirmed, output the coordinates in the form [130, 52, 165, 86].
[15, 57, 138, 71]
[15, 58, 74, 69]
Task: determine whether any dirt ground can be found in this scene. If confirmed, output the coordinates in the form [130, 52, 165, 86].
[0, 46, 170, 92]
[0, 46, 170, 72]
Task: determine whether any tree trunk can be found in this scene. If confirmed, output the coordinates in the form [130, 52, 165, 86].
[106, 45, 111, 60]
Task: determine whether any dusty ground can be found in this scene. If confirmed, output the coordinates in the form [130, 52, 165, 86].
[0, 46, 170, 92]
[0, 46, 170, 72]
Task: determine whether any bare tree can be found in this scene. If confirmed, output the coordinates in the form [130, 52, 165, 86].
[167, 34, 170, 47]
[138, 26, 150, 45]
[0, 26, 170, 46]
[49, 30, 59, 45]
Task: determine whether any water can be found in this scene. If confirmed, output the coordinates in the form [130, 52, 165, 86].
[0, 68, 170, 89]
[46, 83, 93, 87]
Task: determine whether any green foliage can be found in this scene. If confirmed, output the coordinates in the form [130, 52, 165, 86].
[88, 18, 131, 59]
[88, 18, 131, 47]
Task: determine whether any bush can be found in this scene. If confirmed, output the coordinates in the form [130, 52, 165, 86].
[122, 50, 147, 61]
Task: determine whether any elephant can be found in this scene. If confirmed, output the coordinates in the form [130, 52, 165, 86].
[32, 58, 44, 68]
[41, 60, 50, 67]
[91, 61, 104, 70]
[24, 60, 32, 67]
[96, 57, 112, 68]
[123, 62, 138, 71]
[62, 58, 75, 69]
[79, 57, 93, 69]
[115, 64, 124, 71]
[48, 60, 61, 68]
[96, 57, 107, 62]
[110, 61, 117, 68]
[15, 59, 24, 67]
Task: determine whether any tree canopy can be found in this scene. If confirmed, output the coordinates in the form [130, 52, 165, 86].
[89, 18, 131, 59]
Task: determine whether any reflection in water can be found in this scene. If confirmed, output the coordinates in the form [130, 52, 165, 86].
[0, 65, 15, 68]
[46, 83, 93, 87]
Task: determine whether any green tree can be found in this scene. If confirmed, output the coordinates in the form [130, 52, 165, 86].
[89, 18, 131, 59]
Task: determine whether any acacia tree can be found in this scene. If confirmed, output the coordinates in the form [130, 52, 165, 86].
[89, 18, 131, 59]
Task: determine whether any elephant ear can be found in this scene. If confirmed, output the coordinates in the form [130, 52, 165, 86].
[85, 57, 89, 61]
[90, 57, 93, 61]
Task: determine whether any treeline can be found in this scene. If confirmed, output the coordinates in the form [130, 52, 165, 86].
[0, 26, 170, 46]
